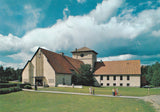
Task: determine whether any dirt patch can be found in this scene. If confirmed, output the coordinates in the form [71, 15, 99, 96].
[142, 95, 160, 112]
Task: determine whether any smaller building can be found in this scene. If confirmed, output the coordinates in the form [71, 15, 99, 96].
[93, 60, 141, 87]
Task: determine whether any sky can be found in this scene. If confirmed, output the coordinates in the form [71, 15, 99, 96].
[0, 0, 160, 69]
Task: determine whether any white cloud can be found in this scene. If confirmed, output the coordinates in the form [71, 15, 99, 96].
[22, 5, 41, 33]
[0, 34, 22, 51]
[77, 0, 86, 4]
[98, 54, 135, 61]
[63, 7, 70, 20]
[0, 61, 24, 69]
[152, 30, 160, 37]
[1, 0, 160, 68]
[89, 0, 123, 23]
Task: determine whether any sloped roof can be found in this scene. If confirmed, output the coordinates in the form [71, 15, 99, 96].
[94, 60, 141, 75]
[71, 47, 98, 54]
[40, 48, 83, 74]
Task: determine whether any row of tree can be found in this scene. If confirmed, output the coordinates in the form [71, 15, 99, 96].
[141, 62, 160, 87]
[0, 66, 22, 83]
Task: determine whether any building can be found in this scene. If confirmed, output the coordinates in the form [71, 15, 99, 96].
[22, 47, 141, 87]
[22, 48, 83, 87]
[93, 60, 141, 87]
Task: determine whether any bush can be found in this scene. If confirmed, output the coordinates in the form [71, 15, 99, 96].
[0, 83, 17, 88]
[24, 85, 32, 89]
[17, 83, 31, 88]
[0, 87, 22, 94]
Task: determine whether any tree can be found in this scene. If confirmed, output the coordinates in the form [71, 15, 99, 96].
[143, 62, 160, 87]
[0, 65, 23, 82]
[72, 64, 94, 86]
[0, 66, 4, 82]
[151, 69, 160, 86]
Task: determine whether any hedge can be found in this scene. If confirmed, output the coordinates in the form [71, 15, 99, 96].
[0, 87, 22, 94]
[0, 83, 17, 88]
[0, 83, 31, 89]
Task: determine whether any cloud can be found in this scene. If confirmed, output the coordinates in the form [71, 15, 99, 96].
[98, 54, 134, 61]
[98, 54, 160, 65]
[1, 0, 160, 68]
[77, 0, 86, 4]
[0, 61, 24, 69]
[22, 5, 41, 33]
[0, 34, 22, 52]
[63, 7, 70, 20]
[89, 0, 123, 23]
[152, 30, 160, 37]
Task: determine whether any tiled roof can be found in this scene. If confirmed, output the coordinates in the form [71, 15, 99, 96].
[94, 60, 141, 75]
[40, 48, 83, 74]
[71, 47, 98, 54]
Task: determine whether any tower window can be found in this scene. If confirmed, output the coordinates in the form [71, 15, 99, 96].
[80, 54, 84, 57]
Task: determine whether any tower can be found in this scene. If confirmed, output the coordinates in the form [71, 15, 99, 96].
[71, 47, 98, 69]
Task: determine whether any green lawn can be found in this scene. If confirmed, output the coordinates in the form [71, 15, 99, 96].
[38, 86, 160, 96]
[0, 91, 156, 112]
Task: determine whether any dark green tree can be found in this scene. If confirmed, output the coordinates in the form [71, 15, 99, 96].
[151, 69, 160, 86]
[72, 64, 94, 86]
[0, 66, 4, 82]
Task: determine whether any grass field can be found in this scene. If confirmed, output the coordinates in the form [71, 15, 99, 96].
[38, 86, 160, 96]
[0, 91, 156, 112]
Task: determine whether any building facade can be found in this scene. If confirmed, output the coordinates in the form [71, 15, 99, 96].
[93, 60, 141, 87]
[22, 47, 141, 87]
[22, 48, 83, 87]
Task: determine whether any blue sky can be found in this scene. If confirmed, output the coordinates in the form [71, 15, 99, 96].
[0, 0, 160, 68]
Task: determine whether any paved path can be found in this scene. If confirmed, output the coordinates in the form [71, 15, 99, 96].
[23, 89, 143, 99]
[143, 95, 160, 112]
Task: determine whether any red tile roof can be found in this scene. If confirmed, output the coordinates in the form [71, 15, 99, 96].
[40, 48, 83, 74]
[94, 60, 141, 75]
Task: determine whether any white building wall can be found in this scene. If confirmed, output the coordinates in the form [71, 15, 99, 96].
[22, 62, 30, 83]
[56, 74, 72, 86]
[94, 75, 140, 87]
[43, 53, 56, 87]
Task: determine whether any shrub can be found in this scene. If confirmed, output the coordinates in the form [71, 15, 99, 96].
[17, 83, 31, 88]
[0, 83, 17, 88]
[24, 85, 32, 89]
[0, 87, 22, 94]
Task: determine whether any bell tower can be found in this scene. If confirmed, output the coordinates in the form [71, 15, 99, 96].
[71, 47, 98, 69]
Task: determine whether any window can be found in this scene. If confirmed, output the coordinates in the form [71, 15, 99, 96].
[107, 83, 110, 86]
[113, 83, 116, 86]
[101, 83, 103, 86]
[107, 76, 109, 80]
[127, 83, 130, 86]
[120, 75, 123, 80]
[120, 83, 123, 86]
[100, 75, 103, 80]
[127, 75, 130, 80]
[113, 76, 116, 80]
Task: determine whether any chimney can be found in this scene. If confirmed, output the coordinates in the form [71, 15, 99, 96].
[59, 52, 64, 56]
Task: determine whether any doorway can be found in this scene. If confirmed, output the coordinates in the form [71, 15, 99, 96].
[35, 77, 43, 86]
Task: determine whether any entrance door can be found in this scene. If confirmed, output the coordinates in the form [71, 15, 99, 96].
[35, 78, 43, 86]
